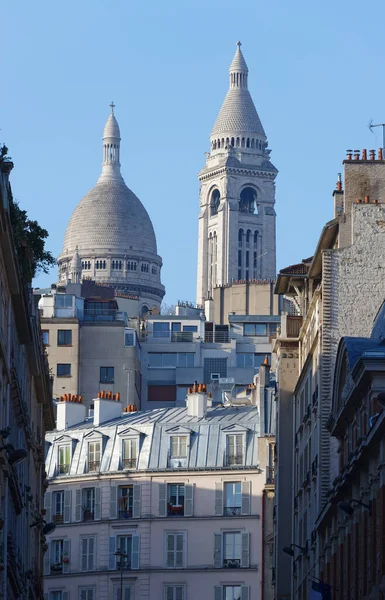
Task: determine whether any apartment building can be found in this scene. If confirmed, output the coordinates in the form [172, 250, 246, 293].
[0, 156, 55, 599]
[273, 149, 385, 599]
[43, 370, 275, 600]
[37, 282, 141, 409]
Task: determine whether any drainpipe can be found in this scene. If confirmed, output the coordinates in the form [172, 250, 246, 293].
[261, 488, 265, 600]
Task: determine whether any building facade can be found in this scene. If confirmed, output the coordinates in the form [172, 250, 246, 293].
[196, 42, 278, 306]
[57, 106, 165, 314]
[44, 384, 275, 600]
[0, 156, 55, 598]
[38, 282, 141, 410]
[273, 149, 385, 599]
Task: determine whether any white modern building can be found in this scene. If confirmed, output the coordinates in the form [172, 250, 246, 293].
[43, 376, 275, 600]
[57, 106, 165, 314]
[196, 42, 278, 306]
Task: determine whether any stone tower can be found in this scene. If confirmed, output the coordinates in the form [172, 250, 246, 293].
[196, 43, 278, 306]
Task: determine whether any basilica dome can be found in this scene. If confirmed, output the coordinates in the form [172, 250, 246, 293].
[57, 106, 165, 312]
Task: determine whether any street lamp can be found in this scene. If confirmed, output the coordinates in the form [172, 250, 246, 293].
[114, 549, 128, 600]
[338, 498, 372, 516]
[282, 543, 306, 557]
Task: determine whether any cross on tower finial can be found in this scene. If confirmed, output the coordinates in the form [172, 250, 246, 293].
[110, 101, 115, 114]
[236, 41, 242, 49]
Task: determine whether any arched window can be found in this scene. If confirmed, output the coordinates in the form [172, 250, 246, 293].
[238, 229, 244, 246]
[241, 138, 245, 148]
[112, 260, 115, 269]
[251, 139, 255, 148]
[103, 261, 106, 269]
[96, 260, 99, 269]
[240, 187, 257, 213]
[246, 230, 251, 247]
[254, 231, 258, 248]
[210, 189, 221, 217]
[246, 138, 250, 148]
[236, 137, 240, 147]
[141, 305, 149, 315]
[231, 137, 235, 146]
[226, 137, 229, 146]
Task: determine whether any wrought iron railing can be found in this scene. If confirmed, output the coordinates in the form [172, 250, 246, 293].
[119, 509, 133, 520]
[223, 558, 241, 568]
[266, 466, 275, 484]
[223, 506, 241, 516]
[58, 464, 69, 475]
[226, 453, 243, 466]
[83, 509, 94, 521]
[53, 514, 64, 524]
[88, 461, 100, 472]
[123, 458, 137, 469]
[167, 504, 184, 516]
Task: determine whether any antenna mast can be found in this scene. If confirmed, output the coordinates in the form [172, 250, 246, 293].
[369, 119, 385, 149]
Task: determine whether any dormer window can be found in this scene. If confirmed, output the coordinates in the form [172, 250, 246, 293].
[58, 445, 70, 475]
[226, 434, 244, 466]
[170, 436, 187, 458]
[88, 441, 101, 472]
[123, 439, 137, 469]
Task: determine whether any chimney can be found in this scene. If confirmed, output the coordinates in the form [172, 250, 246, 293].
[56, 397, 87, 430]
[94, 395, 123, 426]
[186, 382, 208, 418]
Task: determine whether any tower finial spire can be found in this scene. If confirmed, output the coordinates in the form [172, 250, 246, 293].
[236, 40, 242, 49]
[110, 101, 115, 115]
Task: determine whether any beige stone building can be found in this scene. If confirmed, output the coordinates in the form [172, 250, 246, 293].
[0, 155, 54, 599]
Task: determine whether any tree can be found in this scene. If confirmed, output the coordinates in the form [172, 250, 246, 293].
[161, 303, 176, 315]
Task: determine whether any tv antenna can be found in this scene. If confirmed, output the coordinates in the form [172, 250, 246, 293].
[369, 119, 385, 149]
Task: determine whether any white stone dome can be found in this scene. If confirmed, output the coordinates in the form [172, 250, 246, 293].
[61, 179, 158, 256]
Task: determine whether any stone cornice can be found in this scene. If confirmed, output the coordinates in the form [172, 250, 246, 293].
[198, 164, 277, 182]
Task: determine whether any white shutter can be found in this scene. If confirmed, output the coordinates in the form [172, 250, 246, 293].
[110, 485, 117, 519]
[75, 489, 82, 521]
[109, 536, 117, 570]
[133, 484, 141, 518]
[62, 539, 70, 573]
[166, 533, 174, 567]
[214, 533, 222, 568]
[241, 481, 251, 515]
[63, 592, 70, 600]
[64, 490, 72, 523]
[159, 482, 167, 517]
[43, 541, 50, 575]
[241, 532, 250, 568]
[241, 586, 249, 600]
[184, 483, 193, 517]
[89, 537, 94, 570]
[94, 487, 101, 520]
[175, 534, 184, 567]
[131, 534, 140, 570]
[44, 491, 51, 523]
[81, 538, 88, 571]
[215, 482, 223, 516]
[214, 586, 222, 600]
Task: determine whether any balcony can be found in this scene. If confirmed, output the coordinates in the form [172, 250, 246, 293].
[87, 461, 100, 473]
[204, 330, 229, 343]
[50, 563, 63, 575]
[83, 509, 94, 522]
[167, 504, 184, 517]
[53, 514, 64, 525]
[223, 558, 241, 568]
[171, 331, 193, 343]
[123, 458, 137, 469]
[119, 509, 133, 520]
[266, 466, 275, 485]
[82, 309, 129, 326]
[57, 464, 69, 475]
[224, 506, 241, 517]
[226, 453, 244, 467]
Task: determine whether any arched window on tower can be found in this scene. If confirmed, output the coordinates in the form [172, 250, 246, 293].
[210, 189, 221, 217]
[240, 187, 258, 214]
[231, 137, 235, 147]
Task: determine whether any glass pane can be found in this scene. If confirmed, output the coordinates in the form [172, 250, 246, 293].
[148, 354, 162, 367]
[244, 354, 253, 368]
[162, 354, 177, 367]
[186, 353, 194, 367]
[255, 323, 267, 335]
[244, 324, 255, 336]
[153, 322, 170, 338]
[183, 326, 197, 332]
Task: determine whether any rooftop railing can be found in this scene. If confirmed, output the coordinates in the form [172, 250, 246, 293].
[82, 309, 129, 326]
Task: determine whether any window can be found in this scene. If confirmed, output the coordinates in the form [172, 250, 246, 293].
[224, 483, 242, 516]
[223, 586, 242, 600]
[244, 323, 268, 336]
[58, 446, 70, 474]
[223, 532, 242, 567]
[210, 189, 221, 216]
[51, 539, 64, 573]
[183, 325, 198, 333]
[80, 537, 95, 571]
[100, 366, 114, 383]
[203, 358, 227, 383]
[236, 353, 266, 369]
[127, 261, 137, 271]
[124, 330, 135, 347]
[82, 488, 95, 521]
[239, 187, 257, 213]
[226, 435, 243, 466]
[114, 587, 131, 600]
[119, 486, 133, 519]
[42, 330, 49, 345]
[153, 322, 170, 338]
[88, 442, 101, 472]
[168, 483, 185, 516]
[148, 385, 176, 402]
[57, 364, 71, 377]
[116, 535, 132, 569]
[53, 491, 65, 523]
[152, 266, 157, 275]
[80, 590, 95, 600]
[177, 353, 194, 368]
[165, 532, 184, 567]
[165, 586, 184, 600]
[50, 593, 64, 600]
[123, 439, 137, 469]
[148, 353, 194, 368]
[171, 436, 187, 458]
[141, 263, 149, 273]
[55, 295, 73, 308]
[58, 330, 72, 346]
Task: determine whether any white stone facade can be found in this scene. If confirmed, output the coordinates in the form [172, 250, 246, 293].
[196, 44, 278, 306]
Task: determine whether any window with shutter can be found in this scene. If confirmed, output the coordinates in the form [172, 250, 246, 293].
[167, 483, 185, 516]
[241, 481, 251, 515]
[64, 490, 71, 523]
[50, 539, 64, 574]
[118, 485, 133, 519]
[223, 586, 242, 600]
[215, 482, 223, 516]
[224, 482, 241, 516]
[82, 488, 95, 521]
[80, 590, 95, 600]
[132, 484, 141, 519]
[165, 532, 185, 568]
[184, 483, 194, 517]
[159, 482, 167, 517]
[226, 435, 244, 466]
[52, 490, 65, 524]
[62, 539, 70, 574]
[81, 537, 95, 571]
[123, 439, 137, 469]
[164, 586, 185, 600]
[223, 531, 241, 568]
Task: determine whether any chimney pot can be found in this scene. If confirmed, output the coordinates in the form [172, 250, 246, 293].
[374, 199, 379, 204]
[364, 195, 370, 203]
[354, 150, 360, 160]
[362, 149, 367, 160]
[379, 148, 383, 160]
[347, 150, 353, 160]
[370, 150, 376, 160]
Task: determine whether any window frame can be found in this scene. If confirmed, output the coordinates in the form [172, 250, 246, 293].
[223, 531, 242, 567]
[170, 436, 187, 458]
[82, 487, 96, 520]
[123, 438, 137, 469]
[57, 330, 72, 346]
[164, 531, 186, 568]
[80, 536, 95, 572]
[164, 585, 185, 600]
[167, 483, 185, 516]
[57, 363, 71, 377]
[42, 330, 49, 345]
[57, 445, 71, 475]
[100, 366, 114, 384]
[87, 441, 101, 472]
[226, 434, 245, 466]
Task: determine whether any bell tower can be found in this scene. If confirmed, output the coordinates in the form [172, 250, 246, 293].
[196, 42, 278, 306]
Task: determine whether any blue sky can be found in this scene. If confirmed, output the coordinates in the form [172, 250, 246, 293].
[2, 0, 385, 304]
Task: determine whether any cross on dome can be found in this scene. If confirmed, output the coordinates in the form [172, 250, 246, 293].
[110, 101, 115, 114]
[236, 41, 242, 49]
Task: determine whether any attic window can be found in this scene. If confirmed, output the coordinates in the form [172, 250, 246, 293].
[170, 436, 187, 458]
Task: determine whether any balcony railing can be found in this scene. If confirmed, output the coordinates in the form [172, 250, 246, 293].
[167, 504, 184, 516]
[123, 458, 137, 469]
[223, 506, 241, 517]
[58, 464, 69, 475]
[119, 509, 133, 520]
[82, 309, 128, 326]
[223, 558, 241, 568]
[226, 453, 244, 466]
[50, 563, 63, 575]
[53, 514, 64, 524]
[83, 509, 94, 522]
[266, 466, 275, 484]
[204, 331, 229, 343]
[88, 461, 100, 473]
[171, 331, 193, 343]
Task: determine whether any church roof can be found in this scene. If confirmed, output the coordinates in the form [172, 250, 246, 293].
[211, 43, 266, 139]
